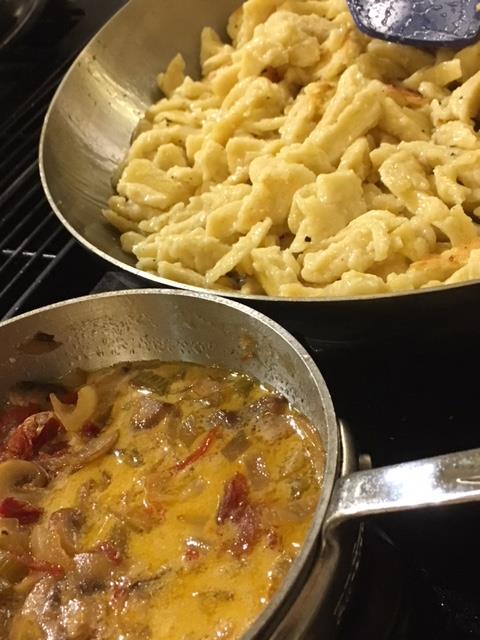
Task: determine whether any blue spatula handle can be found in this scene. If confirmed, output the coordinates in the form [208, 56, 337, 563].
[347, 0, 480, 48]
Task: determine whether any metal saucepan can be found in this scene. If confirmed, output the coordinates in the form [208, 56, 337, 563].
[38, 0, 480, 345]
[1, 289, 480, 638]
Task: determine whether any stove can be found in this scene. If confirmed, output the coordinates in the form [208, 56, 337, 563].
[1, 2, 480, 638]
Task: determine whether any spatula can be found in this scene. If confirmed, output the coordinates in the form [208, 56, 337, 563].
[347, 0, 480, 48]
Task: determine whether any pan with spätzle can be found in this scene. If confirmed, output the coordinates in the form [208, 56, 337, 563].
[103, 0, 480, 298]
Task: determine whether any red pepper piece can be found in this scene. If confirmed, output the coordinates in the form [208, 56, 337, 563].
[15, 554, 64, 578]
[183, 547, 200, 562]
[0, 497, 43, 525]
[111, 583, 129, 610]
[173, 426, 220, 473]
[97, 542, 122, 565]
[4, 426, 34, 460]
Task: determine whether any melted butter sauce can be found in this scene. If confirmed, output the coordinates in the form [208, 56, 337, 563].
[9, 362, 324, 640]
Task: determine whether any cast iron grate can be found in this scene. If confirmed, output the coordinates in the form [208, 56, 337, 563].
[0, 0, 128, 321]
[0, 60, 75, 320]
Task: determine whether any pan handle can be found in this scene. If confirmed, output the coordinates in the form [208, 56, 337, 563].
[324, 446, 480, 534]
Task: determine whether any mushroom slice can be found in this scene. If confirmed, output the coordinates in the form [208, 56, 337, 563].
[71, 430, 120, 471]
[0, 518, 29, 554]
[72, 552, 115, 593]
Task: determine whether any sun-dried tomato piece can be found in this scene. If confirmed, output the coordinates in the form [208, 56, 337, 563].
[217, 473, 260, 556]
[232, 503, 259, 556]
[217, 472, 249, 524]
[3, 411, 63, 460]
[0, 497, 43, 525]
[33, 416, 62, 451]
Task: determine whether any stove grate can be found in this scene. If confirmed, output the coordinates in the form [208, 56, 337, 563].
[0, 61, 74, 320]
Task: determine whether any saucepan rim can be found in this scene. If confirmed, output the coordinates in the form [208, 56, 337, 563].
[0, 288, 340, 639]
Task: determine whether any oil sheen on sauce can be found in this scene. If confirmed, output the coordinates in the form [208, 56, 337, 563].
[0, 361, 324, 640]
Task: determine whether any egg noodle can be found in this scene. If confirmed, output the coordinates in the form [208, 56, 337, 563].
[103, 0, 480, 298]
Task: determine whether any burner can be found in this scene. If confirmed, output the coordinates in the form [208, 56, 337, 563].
[0, 0, 46, 50]
[337, 524, 452, 640]
[338, 526, 412, 640]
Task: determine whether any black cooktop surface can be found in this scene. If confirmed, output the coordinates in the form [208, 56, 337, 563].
[1, 2, 480, 639]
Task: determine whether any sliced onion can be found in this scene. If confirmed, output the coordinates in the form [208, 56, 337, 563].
[184, 536, 210, 555]
[131, 397, 177, 431]
[0, 460, 48, 502]
[0, 550, 28, 583]
[272, 498, 316, 524]
[50, 385, 98, 433]
[30, 518, 74, 571]
[50, 509, 83, 556]
[177, 415, 202, 447]
[244, 453, 270, 490]
[13, 573, 43, 596]
[279, 448, 306, 477]
[209, 410, 239, 429]
[0, 518, 29, 554]
[256, 414, 292, 443]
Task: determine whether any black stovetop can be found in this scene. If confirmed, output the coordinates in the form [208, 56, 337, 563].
[1, 2, 480, 639]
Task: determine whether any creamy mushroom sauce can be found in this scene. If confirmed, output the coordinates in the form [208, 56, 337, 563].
[0, 361, 324, 640]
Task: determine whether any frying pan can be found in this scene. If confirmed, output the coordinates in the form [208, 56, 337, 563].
[1, 289, 480, 638]
[38, 0, 480, 344]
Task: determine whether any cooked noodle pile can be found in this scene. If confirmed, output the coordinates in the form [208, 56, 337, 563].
[104, 0, 480, 297]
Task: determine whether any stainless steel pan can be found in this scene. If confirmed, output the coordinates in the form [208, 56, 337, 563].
[2, 289, 480, 638]
[38, 0, 480, 344]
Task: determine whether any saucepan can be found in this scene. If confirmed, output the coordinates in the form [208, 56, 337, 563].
[38, 0, 480, 345]
[1, 289, 480, 638]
